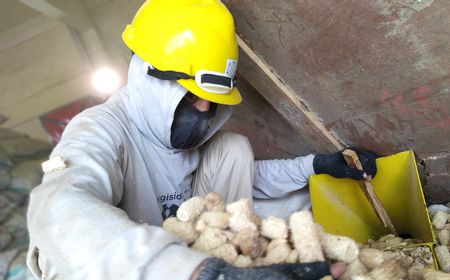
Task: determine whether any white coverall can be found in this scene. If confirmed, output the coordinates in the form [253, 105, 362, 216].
[26, 55, 315, 279]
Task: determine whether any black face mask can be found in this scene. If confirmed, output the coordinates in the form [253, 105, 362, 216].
[170, 97, 217, 149]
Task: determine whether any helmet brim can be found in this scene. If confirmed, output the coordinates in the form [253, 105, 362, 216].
[177, 79, 242, 105]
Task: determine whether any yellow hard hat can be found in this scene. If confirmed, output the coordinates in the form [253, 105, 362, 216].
[123, 0, 242, 105]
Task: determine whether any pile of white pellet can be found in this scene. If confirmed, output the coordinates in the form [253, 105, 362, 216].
[163, 193, 450, 280]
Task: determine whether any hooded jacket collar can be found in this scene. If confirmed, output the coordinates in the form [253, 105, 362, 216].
[122, 55, 232, 151]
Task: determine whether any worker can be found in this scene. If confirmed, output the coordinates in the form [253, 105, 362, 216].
[26, 0, 377, 279]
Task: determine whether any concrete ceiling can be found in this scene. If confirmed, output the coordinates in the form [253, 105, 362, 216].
[0, 0, 128, 141]
[0, 1, 40, 33]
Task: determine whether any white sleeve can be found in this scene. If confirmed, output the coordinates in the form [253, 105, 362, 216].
[26, 114, 207, 280]
[253, 154, 316, 199]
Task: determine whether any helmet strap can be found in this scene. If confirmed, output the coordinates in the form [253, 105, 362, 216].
[146, 66, 193, 81]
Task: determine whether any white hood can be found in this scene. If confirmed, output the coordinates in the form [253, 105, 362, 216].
[123, 54, 232, 151]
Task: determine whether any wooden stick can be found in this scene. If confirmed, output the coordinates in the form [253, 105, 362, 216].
[342, 149, 398, 235]
[236, 35, 344, 152]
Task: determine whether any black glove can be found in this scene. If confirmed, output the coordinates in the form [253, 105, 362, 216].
[194, 258, 332, 280]
[313, 149, 377, 180]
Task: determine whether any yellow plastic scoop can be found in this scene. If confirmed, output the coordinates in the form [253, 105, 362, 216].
[310, 150, 437, 269]
[342, 149, 397, 235]
[310, 150, 434, 245]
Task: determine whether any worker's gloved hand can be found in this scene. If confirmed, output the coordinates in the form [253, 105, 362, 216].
[192, 258, 337, 280]
[313, 149, 377, 180]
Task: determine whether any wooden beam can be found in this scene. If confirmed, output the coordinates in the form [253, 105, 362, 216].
[18, 0, 91, 31]
[1, 72, 93, 129]
[17, 0, 110, 67]
[237, 35, 343, 152]
[0, 24, 90, 111]
[0, 15, 58, 53]
[18, 0, 65, 18]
